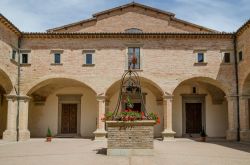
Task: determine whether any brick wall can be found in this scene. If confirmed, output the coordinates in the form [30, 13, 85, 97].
[19, 37, 235, 96]
[107, 120, 155, 149]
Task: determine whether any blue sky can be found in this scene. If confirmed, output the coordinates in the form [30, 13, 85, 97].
[0, 0, 249, 32]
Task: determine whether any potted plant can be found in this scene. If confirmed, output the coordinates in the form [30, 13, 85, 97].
[46, 127, 52, 142]
[200, 127, 207, 142]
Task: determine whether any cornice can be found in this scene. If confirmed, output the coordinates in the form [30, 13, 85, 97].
[22, 32, 234, 39]
[0, 13, 21, 36]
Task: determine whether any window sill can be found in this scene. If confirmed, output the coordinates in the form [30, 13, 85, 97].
[10, 59, 18, 65]
[124, 69, 143, 72]
[20, 63, 31, 67]
[82, 64, 95, 67]
[194, 62, 207, 66]
[51, 63, 63, 66]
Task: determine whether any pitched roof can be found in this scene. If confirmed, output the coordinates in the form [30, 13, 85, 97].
[47, 2, 217, 33]
[236, 19, 250, 36]
[0, 13, 21, 36]
[92, 2, 175, 17]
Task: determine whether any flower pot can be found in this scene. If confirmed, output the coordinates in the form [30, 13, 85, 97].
[46, 136, 52, 142]
[200, 137, 206, 142]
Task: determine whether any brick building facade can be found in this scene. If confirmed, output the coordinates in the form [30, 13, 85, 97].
[0, 2, 249, 141]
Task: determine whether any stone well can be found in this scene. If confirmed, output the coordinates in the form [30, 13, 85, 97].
[106, 120, 155, 156]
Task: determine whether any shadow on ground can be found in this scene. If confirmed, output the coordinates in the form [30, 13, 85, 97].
[94, 148, 107, 155]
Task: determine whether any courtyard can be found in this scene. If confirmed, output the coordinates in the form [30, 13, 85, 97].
[0, 138, 249, 165]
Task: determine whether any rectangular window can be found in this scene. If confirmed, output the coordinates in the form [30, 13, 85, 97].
[224, 53, 230, 63]
[54, 53, 61, 64]
[239, 51, 243, 62]
[128, 47, 140, 69]
[197, 52, 204, 63]
[22, 54, 28, 64]
[86, 54, 93, 64]
[12, 50, 16, 60]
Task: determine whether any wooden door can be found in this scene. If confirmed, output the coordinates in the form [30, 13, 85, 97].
[186, 103, 202, 134]
[61, 104, 77, 134]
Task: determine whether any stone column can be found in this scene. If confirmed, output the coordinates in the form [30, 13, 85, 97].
[226, 95, 238, 140]
[162, 95, 176, 141]
[239, 95, 250, 141]
[18, 96, 31, 141]
[93, 95, 107, 140]
[3, 95, 18, 141]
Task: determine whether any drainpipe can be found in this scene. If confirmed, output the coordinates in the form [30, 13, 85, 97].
[233, 34, 240, 141]
[16, 36, 21, 141]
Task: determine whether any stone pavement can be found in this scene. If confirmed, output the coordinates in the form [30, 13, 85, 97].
[0, 138, 249, 165]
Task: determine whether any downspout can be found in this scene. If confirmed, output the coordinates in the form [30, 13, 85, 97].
[233, 34, 240, 141]
[16, 36, 21, 141]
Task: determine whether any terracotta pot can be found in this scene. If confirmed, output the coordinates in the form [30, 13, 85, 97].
[200, 137, 206, 142]
[46, 137, 52, 142]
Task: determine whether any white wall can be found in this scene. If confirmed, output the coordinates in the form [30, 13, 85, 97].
[173, 84, 228, 137]
[28, 87, 97, 138]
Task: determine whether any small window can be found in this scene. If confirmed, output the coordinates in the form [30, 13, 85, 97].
[12, 50, 16, 60]
[21, 54, 28, 64]
[86, 54, 93, 64]
[128, 47, 140, 69]
[239, 51, 243, 62]
[54, 53, 61, 64]
[192, 87, 197, 94]
[197, 52, 204, 63]
[224, 53, 230, 63]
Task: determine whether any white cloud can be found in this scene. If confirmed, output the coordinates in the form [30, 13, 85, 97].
[0, 0, 249, 32]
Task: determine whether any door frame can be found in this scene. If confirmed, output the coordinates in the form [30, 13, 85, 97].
[181, 94, 206, 136]
[57, 94, 82, 136]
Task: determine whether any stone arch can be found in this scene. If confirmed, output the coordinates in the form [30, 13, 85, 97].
[172, 76, 230, 96]
[105, 76, 165, 137]
[25, 75, 97, 96]
[172, 76, 228, 138]
[27, 76, 98, 138]
[0, 67, 14, 94]
[0, 67, 13, 138]
[105, 76, 164, 100]
[240, 72, 250, 95]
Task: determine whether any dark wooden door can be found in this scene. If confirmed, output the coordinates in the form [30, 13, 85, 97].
[186, 103, 202, 134]
[61, 104, 77, 134]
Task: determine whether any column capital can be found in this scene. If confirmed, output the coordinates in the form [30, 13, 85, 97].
[162, 94, 173, 100]
[19, 95, 31, 102]
[239, 95, 250, 99]
[5, 94, 18, 101]
[96, 94, 106, 101]
[225, 95, 238, 100]
[5, 95, 31, 102]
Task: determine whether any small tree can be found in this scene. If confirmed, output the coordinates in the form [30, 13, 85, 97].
[47, 127, 52, 137]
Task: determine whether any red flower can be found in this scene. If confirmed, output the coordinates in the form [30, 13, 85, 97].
[157, 118, 160, 124]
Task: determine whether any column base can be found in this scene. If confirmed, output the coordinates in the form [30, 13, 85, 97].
[162, 129, 176, 141]
[19, 130, 30, 141]
[240, 130, 250, 142]
[93, 129, 107, 141]
[226, 129, 237, 141]
[3, 130, 17, 141]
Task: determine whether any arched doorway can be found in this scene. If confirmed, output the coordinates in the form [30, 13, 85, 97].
[172, 77, 228, 138]
[105, 77, 164, 137]
[27, 77, 97, 138]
